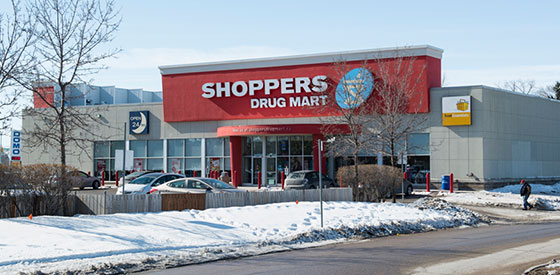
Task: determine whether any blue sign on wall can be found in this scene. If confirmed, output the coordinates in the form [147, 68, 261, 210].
[335, 68, 374, 109]
[129, 111, 149, 135]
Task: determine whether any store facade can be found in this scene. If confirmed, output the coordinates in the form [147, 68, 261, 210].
[22, 45, 560, 189]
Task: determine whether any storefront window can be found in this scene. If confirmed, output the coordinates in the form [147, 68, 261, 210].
[168, 139, 184, 157]
[110, 141, 124, 158]
[206, 138, 222, 156]
[253, 136, 263, 157]
[277, 137, 289, 155]
[168, 158, 183, 173]
[408, 133, 429, 155]
[303, 136, 313, 155]
[130, 140, 146, 158]
[186, 138, 201, 156]
[148, 140, 163, 157]
[185, 158, 201, 177]
[94, 142, 110, 158]
[147, 158, 163, 171]
[290, 136, 302, 155]
[224, 137, 230, 156]
[266, 136, 276, 157]
[242, 137, 252, 156]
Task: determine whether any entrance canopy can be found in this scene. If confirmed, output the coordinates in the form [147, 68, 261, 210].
[217, 124, 350, 137]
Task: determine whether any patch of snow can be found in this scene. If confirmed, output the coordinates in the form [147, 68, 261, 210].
[0, 199, 488, 274]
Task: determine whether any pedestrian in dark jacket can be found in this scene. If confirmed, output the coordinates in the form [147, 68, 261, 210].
[520, 179, 532, 210]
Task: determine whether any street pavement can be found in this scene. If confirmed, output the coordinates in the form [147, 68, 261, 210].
[142, 221, 560, 275]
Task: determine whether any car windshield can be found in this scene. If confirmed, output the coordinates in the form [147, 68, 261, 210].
[287, 172, 305, 179]
[199, 178, 235, 189]
[125, 171, 146, 179]
[129, 175, 157, 185]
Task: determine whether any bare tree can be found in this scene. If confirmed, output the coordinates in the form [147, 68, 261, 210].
[538, 81, 560, 100]
[316, 60, 374, 201]
[498, 79, 537, 94]
[18, 0, 120, 165]
[366, 54, 429, 168]
[316, 50, 430, 201]
[0, 0, 34, 130]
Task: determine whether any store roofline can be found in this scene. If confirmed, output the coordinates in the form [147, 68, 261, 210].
[158, 45, 443, 75]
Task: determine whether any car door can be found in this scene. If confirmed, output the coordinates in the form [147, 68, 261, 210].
[306, 172, 319, 188]
[152, 175, 170, 187]
[183, 179, 208, 194]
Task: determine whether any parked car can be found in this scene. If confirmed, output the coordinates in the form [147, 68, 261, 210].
[151, 177, 245, 194]
[406, 168, 429, 191]
[115, 173, 184, 194]
[284, 170, 336, 190]
[69, 170, 101, 190]
[118, 170, 155, 186]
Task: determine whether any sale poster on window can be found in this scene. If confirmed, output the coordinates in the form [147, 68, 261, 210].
[133, 159, 144, 172]
[171, 159, 181, 173]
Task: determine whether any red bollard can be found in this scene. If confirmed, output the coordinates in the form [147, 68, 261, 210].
[101, 170, 105, 186]
[450, 173, 454, 193]
[281, 171, 285, 190]
[193, 170, 197, 177]
[426, 172, 430, 192]
[178, 170, 182, 174]
[257, 171, 262, 189]
[116, 171, 119, 187]
[88, 171, 91, 176]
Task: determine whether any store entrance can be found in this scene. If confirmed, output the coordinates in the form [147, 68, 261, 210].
[241, 136, 313, 185]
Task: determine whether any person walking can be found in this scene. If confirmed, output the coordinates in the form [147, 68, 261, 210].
[520, 179, 533, 210]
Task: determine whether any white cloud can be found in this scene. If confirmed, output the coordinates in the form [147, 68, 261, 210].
[444, 64, 560, 88]
[93, 46, 297, 91]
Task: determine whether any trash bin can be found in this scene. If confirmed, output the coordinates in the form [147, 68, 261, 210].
[441, 175, 450, 190]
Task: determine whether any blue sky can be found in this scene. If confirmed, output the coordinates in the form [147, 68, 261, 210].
[1, 0, 557, 91]
[89, 0, 558, 91]
[0, 0, 559, 143]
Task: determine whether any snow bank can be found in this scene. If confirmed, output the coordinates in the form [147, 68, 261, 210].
[436, 182, 560, 211]
[0, 199, 488, 274]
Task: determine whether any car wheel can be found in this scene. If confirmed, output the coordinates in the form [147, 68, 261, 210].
[79, 185, 85, 190]
[406, 185, 413, 196]
[92, 181, 100, 190]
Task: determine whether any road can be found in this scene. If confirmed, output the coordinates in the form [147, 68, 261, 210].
[142, 222, 560, 275]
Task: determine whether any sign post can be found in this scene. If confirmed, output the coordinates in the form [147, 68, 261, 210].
[318, 139, 324, 228]
[10, 130, 21, 165]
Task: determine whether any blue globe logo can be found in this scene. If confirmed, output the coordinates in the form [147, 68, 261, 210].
[335, 68, 374, 109]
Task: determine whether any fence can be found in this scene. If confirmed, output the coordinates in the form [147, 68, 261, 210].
[1, 188, 352, 218]
[206, 188, 353, 209]
[70, 192, 162, 215]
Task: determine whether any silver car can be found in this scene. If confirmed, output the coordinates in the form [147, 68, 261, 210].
[115, 173, 184, 194]
[151, 177, 245, 194]
[284, 170, 337, 190]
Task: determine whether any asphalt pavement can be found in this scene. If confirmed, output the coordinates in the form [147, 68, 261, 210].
[141, 222, 560, 275]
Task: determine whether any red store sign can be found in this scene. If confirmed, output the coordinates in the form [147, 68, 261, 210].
[160, 50, 441, 122]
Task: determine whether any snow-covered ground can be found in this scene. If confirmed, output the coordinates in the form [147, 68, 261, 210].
[434, 182, 560, 211]
[0, 199, 487, 274]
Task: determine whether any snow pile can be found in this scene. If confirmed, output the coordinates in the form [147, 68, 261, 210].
[0, 199, 488, 274]
[492, 182, 560, 195]
[436, 183, 560, 211]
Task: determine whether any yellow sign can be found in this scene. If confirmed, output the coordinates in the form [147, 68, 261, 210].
[442, 96, 471, 126]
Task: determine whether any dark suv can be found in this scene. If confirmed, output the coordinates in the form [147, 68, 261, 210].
[284, 170, 336, 190]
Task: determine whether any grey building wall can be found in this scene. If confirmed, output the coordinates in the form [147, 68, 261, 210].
[23, 85, 560, 188]
[430, 86, 560, 188]
[22, 102, 324, 172]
